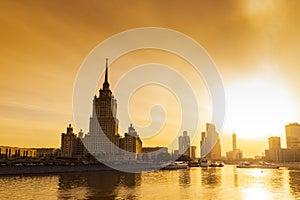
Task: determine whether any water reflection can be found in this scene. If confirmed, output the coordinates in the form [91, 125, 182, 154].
[269, 169, 284, 190]
[201, 167, 221, 187]
[289, 169, 300, 198]
[58, 171, 141, 200]
[0, 166, 299, 199]
[178, 169, 190, 187]
[233, 168, 238, 187]
[237, 168, 291, 199]
[119, 173, 141, 187]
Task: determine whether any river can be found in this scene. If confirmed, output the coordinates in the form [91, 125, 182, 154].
[0, 165, 299, 199]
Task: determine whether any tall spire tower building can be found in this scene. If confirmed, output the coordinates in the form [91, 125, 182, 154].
[84, 59, 119, 156]
[95, 58, 118, 140]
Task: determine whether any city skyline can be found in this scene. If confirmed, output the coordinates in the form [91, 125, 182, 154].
[0, 58, 300, 161]
[1, 1, 300, 157]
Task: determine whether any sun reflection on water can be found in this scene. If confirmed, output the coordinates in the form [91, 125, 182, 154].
[0, 166, 298, 199]
[242, 187, 272, 200]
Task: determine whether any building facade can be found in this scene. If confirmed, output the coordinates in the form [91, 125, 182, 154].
[268, 137, 281, 149]
[265, 148, 300, 162]
[178, 131, 190, 157]
[142, 147, 168, 161]
[208, 139, 221, 159]
[190, 146, 197, 160]
[285, 123, 300, 149]
[265, 131, 300, 162]
[120, 124, 143, 160]
[61, 124, 85, 158]
[226, 132, 243, 161]
[232, 132, 236, 150]
[200, 123, 222, 160]
[84, 59, 120, 156]
[83, 59, 144, 160]
[0, 146, 36, 158]
[35, 148, 57, 158]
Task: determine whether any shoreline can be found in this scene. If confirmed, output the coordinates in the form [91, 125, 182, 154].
[0, 163, 162, 176]
[2, 162, 300, 176]
[278, 162, 300, 169]
[0, 164, 113, 176]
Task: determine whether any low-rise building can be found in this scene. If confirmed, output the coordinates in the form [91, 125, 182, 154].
[142, 147, 168, 161]
[265, 148, 300, 162]
[265, 136, 300, 162]
[0, 146, 37, 158]
[35, 148, 57, 158]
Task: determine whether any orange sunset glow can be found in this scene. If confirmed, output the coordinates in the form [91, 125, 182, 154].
[1, 0, 300, 158]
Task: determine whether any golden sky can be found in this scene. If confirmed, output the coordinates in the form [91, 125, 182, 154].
[1, 0, 300, 157]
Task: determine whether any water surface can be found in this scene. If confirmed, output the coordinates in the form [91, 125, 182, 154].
[0, 165, 299, 199]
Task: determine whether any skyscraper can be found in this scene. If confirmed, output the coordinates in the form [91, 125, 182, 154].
[190, 146, 197, 160]
[178, 131, 190, 157]
[95, 58, 119, 141]
[226, 132, 243, 161]
[232, 132, 237, 151]
[285, 123, 300, 149]
[84, 59, 120, 156]
[200, 123, 221, 159]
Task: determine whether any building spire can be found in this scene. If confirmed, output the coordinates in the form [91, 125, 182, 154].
[103, 58, 110, 89]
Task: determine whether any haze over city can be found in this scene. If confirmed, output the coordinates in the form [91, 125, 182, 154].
[1, 1, 300, 157]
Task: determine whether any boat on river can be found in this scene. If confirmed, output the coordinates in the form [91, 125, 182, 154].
[188, 161, 200, 167]
[236, 162, 279, 169]
[200, 159, 208, 167]
[209, 161, 224, 167]
[161, 161, 188, 170]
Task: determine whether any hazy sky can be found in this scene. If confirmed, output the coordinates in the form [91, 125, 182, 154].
[1, 0, 300, 157]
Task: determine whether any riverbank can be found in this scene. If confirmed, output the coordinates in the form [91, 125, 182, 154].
[0, 163, 162, 176]
[3, 161, 300, 176]
[0, 164, 112, 176]
[278, 162, 300, 169]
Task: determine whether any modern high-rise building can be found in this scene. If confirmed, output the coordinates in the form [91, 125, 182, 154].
[84, 59, 120, 156]
[190, 146, 197, 160]
[178, 131, 190, 157]
[232, 133, 237, 151]
[200, 132, 206, 147]
[200, 123, 221, 159]
[285, 123, 300, 149]
[226, 132, 243, 161]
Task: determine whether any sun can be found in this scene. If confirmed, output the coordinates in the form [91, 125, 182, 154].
[224, 78, 295, 140]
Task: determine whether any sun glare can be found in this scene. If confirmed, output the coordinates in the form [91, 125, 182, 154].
[225, 78, 295, 139]
[245, 0, 275, 13]
[242, 187, 272, 200]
